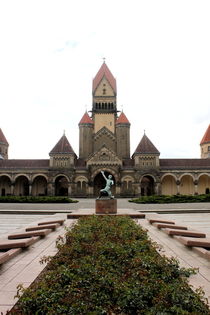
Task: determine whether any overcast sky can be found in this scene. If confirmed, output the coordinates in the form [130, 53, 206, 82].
[0, 0, 210, 159]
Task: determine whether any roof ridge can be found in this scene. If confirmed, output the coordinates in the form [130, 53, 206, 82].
[0, 128, 8, 145]
[92, 62, 116, 93]
[49, 134, 75, 155]
[200, 124, 210, 144]
[134, 134, 160, 155]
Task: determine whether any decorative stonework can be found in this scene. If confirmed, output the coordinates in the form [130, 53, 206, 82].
[87, 146, 122, 167]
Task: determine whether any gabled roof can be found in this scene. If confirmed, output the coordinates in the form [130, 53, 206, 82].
[49, 134, 75, 155]
[200, 124, 210, 145]
[134, 134, 160, 155]
[0, 128, 8, 145]
[92, 62, 116, 93]
[116, 112, 130, 125]
[79, 112, 93, 125]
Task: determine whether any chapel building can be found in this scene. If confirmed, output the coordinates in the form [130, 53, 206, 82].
[0, 62, 210, 197]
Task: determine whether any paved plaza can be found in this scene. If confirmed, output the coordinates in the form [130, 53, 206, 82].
[0, 199, 210, 313]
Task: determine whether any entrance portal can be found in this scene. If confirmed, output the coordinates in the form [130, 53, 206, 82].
[93, 171, 116, 197]
[141, 176, 155, 196]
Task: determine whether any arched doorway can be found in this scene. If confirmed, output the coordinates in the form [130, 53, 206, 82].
[14, 176, 29, 196]
[161, 175, 177, 195]
[141, 176, 155, 196]
[0, 176, 11, 196]
[32, 176, 48, 196]
[55, 176, 69, 196]
[93, 171, 116, 197]
[198, 175, 210, 194]
[180, 175, 194, 195]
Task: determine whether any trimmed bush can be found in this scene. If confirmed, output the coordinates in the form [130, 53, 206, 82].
[0, 196, 78, 203]
[9, 216, 210, 314]
[130, 194, 210, 204]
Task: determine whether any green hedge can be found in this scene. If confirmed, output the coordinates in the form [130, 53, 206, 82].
[0, 196, 78, 203]
[10, 216, 210, 314]
[129, 194, 210, 204]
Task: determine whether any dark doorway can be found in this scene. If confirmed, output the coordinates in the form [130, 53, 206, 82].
[55, 176, 68, 196]
[1, 188, 5, 196]
[141, 176, 155, 196]
[93, 171, 115, 197]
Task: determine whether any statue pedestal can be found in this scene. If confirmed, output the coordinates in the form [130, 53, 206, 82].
[95, 198, 117, 214]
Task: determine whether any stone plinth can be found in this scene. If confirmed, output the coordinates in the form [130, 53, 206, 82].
[95, 198, 117, 214]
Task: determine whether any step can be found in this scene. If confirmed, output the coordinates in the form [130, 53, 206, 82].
[177, 237, 210, 248]
[26, 223, 60, 232]
[8, 229, 51, 240]
[0, 237, 39, 250]
[163, 229, 206, 238]
[148, 219, 175, 224]
[152, 223, 188, 230]
[38, 219, 65, 226]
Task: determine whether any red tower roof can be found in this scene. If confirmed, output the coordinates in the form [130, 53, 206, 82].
[92, 62, 116, 93]
[0, 128, 8, 145]
[116, 112, 130, 124]
[200, 124, 210, 145]
[50, 134, 75, 154]
[79, 112, 93, 125]
[134, 134, 159, 155]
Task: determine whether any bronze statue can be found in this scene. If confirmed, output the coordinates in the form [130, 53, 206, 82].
[99, 171, 114, 199]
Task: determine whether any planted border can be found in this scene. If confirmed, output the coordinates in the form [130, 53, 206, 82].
[0, 196, 78, 203]
[10, 216, 210, 314]
[130, 194, 210, 204]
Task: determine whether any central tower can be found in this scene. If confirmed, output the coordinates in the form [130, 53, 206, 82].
[79, 61, 130, 161]
[92, 61, 117, 134]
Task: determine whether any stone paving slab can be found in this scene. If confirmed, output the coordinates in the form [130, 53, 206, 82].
[0, 214, 70, 314]
[139, 216, 210, 307]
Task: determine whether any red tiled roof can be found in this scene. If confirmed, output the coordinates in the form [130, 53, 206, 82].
[160, 158, 210, 169]
[92, 62, 116, 93]
[200, 124, 210, 144]
[79, 112, 93, 125]
[49, 135, 75, 154]
[116, 112, 130, 125]
[134, 134, 160, 155]
[0, 128, 8, 145]
[0, 159, 49, 168]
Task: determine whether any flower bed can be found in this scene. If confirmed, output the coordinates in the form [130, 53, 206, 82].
[10, 216, 210, 314]
[130, 194, 210, 204]
[0, 196, 78, 203]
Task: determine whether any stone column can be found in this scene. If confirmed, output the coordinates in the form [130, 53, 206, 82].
[68, 183, 72, 196]
[194, 180, 198, 195]
[47, 182, 54, 196]
[29, 183, 32, 196]
[154, 182, 161, 195]
[176, 180, 180, 195]
[10, 183, 14, 195]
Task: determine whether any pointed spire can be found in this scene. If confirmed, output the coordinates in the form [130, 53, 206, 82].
[92, 62, 116, 93]
[0, 128, 8, 145]
[50, 134, 75, 154]
[79, 112, 93, 125]
[200, 124, 210, 145]
[116, 112, 130, 125]
[134, 133, 159, 154]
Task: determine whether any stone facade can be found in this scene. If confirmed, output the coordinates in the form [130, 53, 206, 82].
[0, 62, 210, 198]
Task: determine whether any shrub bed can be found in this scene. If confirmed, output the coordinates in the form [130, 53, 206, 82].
[0, 196, 78, 203]
[129, 194, 210, 204]
[9, 216, 209, 314]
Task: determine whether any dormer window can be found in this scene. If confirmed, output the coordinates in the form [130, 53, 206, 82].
[103, 88, 106, 95]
